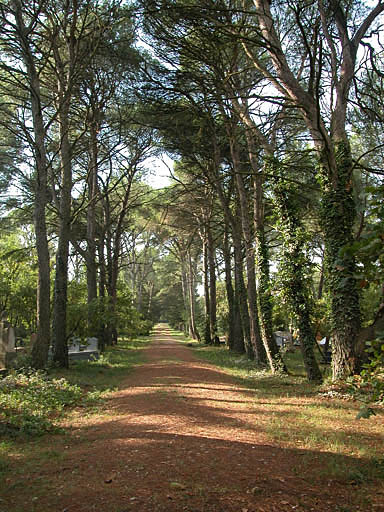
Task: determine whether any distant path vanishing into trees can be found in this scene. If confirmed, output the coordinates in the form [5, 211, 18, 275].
[4, 324, 383, 511]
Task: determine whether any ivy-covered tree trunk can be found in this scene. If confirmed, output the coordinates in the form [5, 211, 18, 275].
[244, 0, 382, 379]
[234, 115, 284, 372]
[254, 226, 286, 373]
[251, 170, 285, 373]
[319, 142, 361, 379]
[271, 166, 322, 382]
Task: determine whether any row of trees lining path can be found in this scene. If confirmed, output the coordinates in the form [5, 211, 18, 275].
[1, 0, 384, 383]
[2, 324, 381, 512]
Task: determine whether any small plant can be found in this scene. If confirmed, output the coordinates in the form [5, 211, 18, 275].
[0, 370, 83, 436]
[349, 334, 384, 418]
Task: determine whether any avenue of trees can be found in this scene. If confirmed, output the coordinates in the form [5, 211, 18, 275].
[0, 0, 384, 384]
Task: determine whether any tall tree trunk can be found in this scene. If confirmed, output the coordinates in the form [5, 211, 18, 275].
[230, 109, 284, 372]
[86, 119, 99, 311]
[13, 0, 51, 369]
[97, 237, 107, 352]
[253, 174, 286, 373]
[180, 255, 190, 335]
[202, 230, 211, 344]
[271, 168, 322, 382]
[223, 227, 244, 352]
[53, 96, 72, 368]
[319, 142, 361, 378]
[247, 0, 384, 378]
[187, 249, 201, 341]
[207, 225, 219, 345]
[230, 136, 266, 363]
[233, 236, 254, 359]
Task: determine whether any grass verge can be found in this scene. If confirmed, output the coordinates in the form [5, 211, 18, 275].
[171, 328, 384, 485]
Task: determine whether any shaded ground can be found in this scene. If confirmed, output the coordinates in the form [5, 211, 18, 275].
[2, 325, 384, 511]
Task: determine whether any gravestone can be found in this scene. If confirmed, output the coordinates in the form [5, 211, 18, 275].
[7, 326, 15, 351]
[68, 337, 81, 353]
[274, 331, 293, 348]
[0, 313, 17, 368]
[68, 337, 99, 361]
[87, 337, 98, 351]
[0, 312, 8, 368]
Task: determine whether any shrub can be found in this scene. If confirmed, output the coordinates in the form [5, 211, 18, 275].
[0, 370, 83, 435]
[349, 334, 384, 418]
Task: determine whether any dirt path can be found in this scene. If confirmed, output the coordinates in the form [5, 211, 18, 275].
[5, 325, 383, 511]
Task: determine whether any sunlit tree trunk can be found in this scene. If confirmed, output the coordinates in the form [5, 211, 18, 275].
[12, 0, 51, 368]
[187, 248, 201, 341]
[229, 133, 266, 364]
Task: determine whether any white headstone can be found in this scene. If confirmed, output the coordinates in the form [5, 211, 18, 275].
[6, 326, 16, 352]
[0, 316, 6, 368]
[87, 337, 98, 351]
[68, 337, 81, 352]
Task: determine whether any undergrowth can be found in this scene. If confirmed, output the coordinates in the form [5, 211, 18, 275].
[0, 335, 152, 437]
[0, 371, 84, 436]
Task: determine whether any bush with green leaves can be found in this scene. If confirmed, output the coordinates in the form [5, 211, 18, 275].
[0, 370, 83, 435]
[349, 335, 384, 418]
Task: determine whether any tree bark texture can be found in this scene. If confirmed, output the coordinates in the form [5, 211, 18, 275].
[319, 143, 361, 378]
[233, 237, 254, 359]
[12, 0, 51, 368]
[246, 0, 384, 378]
[202, 230, 211, 344]
[207, 225, 219, 345]
[53, 95, 72, 368]
[187, 249, 200, 341]
[223, 227, 244, 352]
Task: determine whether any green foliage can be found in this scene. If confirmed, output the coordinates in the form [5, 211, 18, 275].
[0, 371, 83, 436]
[66, 279, 153, 341]
[347, 184, 384, 289]
[318, 142, 361, 342]
[349, 334, 384, 418]
[0, 231, 37, 331]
